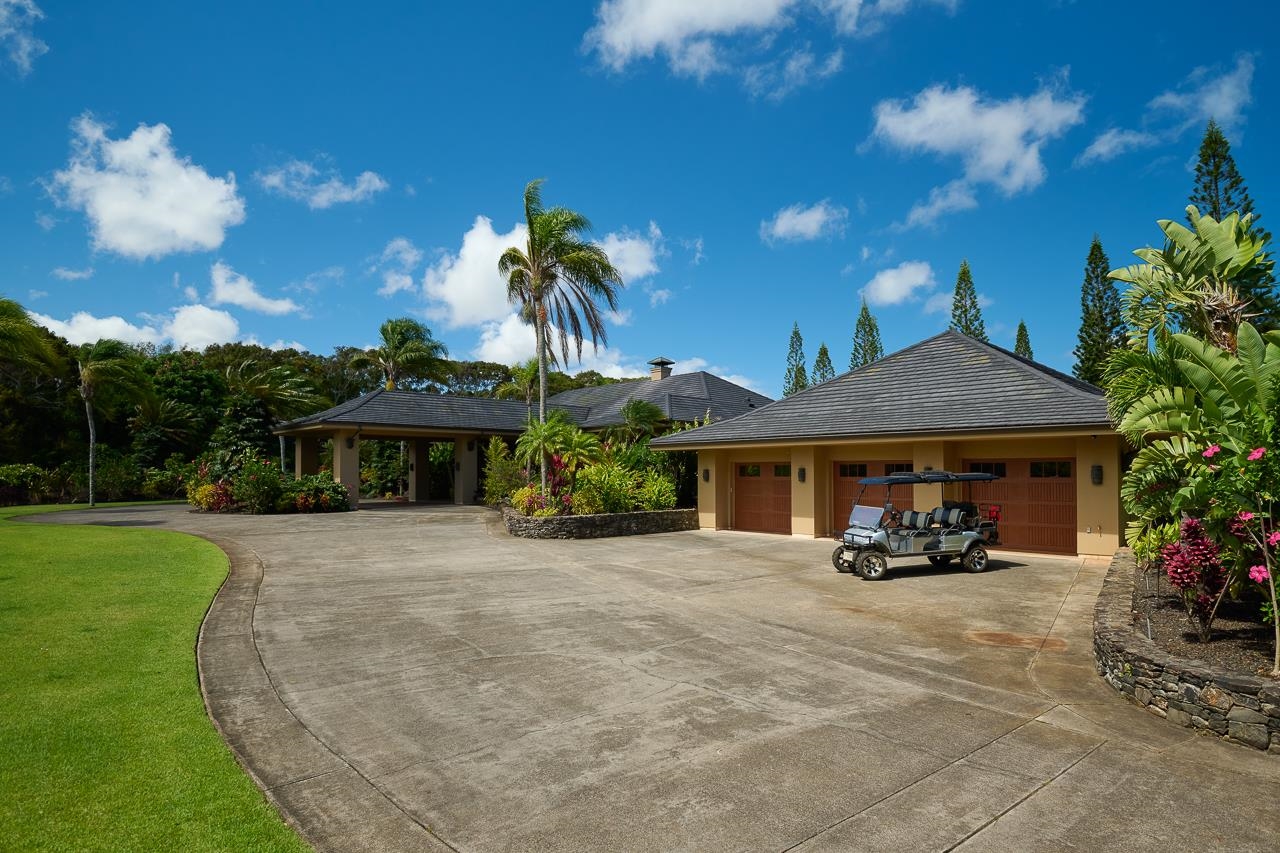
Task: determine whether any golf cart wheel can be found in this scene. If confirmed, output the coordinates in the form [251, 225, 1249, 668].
[927, 555, 954, 567]
[856, 551, 889, 581]
[961, 546, 989, 573]
[832, 546, 854, 573]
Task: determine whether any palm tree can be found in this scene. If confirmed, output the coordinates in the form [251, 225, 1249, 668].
[76, 340, 146, 507]
[499, 179, 623, 491]
[0, 296, 56, 373]
[224, 360, 328, 470]
[559, 428, 603, 491]
[351, 318, 449, 391]
[514, 411, 573, 483]
[496, 357, 541, 422]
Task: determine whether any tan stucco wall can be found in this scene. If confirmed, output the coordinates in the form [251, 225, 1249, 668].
[693, 432, 1125, 556]
[332, 430, 361, 507]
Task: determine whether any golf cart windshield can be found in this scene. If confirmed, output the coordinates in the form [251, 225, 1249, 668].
[847, 504, 884, 529]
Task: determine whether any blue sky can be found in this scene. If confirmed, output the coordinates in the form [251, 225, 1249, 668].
[1, 1, 1275, 398]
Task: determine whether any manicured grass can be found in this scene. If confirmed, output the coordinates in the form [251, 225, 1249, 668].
[0, 504, 309, 852]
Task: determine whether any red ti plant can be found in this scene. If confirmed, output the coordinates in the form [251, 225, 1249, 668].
[1160, 517, 1227, 642]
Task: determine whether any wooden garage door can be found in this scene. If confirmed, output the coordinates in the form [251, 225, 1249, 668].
[735, 462, 791, 534]
[964, 459, 1076, 554]
[832, 461, 913, 532]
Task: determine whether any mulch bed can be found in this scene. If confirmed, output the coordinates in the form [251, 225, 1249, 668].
[1132, 567, 1277, 678]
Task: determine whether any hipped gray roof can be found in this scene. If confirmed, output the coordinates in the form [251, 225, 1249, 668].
[651, 331, 1111, 449]
[277, 370, 770, 435]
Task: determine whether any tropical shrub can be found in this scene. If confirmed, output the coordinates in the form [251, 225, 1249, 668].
[635, 470, 677, 511]
[229, 454, 283, 515]
[482, 436, 526, 506]
[1160, 518, 1227, 642]
[0, 463, 44, 506]
[191, 482, 233, 512]
[280, 473, 350, 513]
[575, 462, 636, 514]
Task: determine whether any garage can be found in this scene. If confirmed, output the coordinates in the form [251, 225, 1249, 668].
[832, 461, 913, 532]
[734, 462, 791, 534]
[964, 459, 1076, 554]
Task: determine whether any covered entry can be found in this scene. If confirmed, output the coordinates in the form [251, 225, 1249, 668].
[964, 459, 1076, 554]
[734, 462, 792, 534]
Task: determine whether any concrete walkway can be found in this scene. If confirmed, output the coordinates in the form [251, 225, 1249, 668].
[33, 504, 1280, 851]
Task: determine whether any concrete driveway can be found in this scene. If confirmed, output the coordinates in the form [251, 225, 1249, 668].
[33, 504, 1280, 851]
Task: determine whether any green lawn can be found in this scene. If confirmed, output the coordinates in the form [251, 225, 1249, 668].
[0, 503, 309, 852]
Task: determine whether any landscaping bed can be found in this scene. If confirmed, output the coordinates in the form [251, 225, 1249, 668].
[503, 506, 697, 539]
[1095, 550, 1280, 753]
[1133, 571, 1275, 677]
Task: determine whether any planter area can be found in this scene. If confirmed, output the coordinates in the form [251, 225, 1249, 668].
[1094, 549, 1280, 753]
[502, 507, 698, 539]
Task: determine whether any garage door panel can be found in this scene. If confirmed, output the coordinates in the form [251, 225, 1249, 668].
[735, 462, 791, 534]
[965, 458, 1075, 554]
[832, 461, 912, 532]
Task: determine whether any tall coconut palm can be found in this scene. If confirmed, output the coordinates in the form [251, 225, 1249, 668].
[76, 339, 146, 507]
[499, 179, 623, 491]
[351, 317, 449, 391]
[225, 360, 328, 470]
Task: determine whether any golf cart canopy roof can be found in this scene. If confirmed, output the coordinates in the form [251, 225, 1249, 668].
[858, 471, 999, 485]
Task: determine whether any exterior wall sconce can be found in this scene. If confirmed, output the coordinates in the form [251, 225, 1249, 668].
[798, 467, 806, 483]
[467, 439, 476, 452]
[702, 469, 710, 482]
[1091, 464, 1104, 485]
[345, 437, 355, 449]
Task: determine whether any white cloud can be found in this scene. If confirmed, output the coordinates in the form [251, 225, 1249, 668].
[1150, 54, 1254, 134]
[183, 285, 199, 302]
[286, 265, 343, 294]
[50, 266, 93, 281]
[26, 289, 47, 300]
[649, 288, 672, 306]
[34, 212, 55, 231]
[48, 115, 246, 259]
[423, 216, 528, 328]
[584, 0, 942, 95]
[374, 236, 424, 296]
[0, 0, 47, 76]
[760, 199, 848, 244]
[1076, 55, 1255, 168]
[243, 336, 308, 352]
[1075, 128, 1159, 166]
[0, 175, 11, 194]
[874, 81, 1086, 195]
[900, 179, 977, 229]
[29, 309, 161, 345]
[472, 312, 642, 377]
[873, 80, 1085, 227]
[209, 261, 300, 315]
[608, 309, 633, 326]
[860, 260, 935, 307]
[744, 47, 842, 101]
[683, 236, 705, 265]
[600, 221, 665, 281]
[255, 156, 389, 209]
[164, 304, 239, 350]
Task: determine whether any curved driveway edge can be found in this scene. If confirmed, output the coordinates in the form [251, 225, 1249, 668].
[195, 533, 455, 853]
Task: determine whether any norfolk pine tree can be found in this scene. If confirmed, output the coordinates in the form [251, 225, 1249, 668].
[1187, 120, 1277, 328]
[1014, 321, 1033, 359]
[949, 260, 987, 341]
[811, 343, 835, 385]
[1073, 236, 1124, 384]
[851, 299, 884, 368]
[783, 322, 808, 396]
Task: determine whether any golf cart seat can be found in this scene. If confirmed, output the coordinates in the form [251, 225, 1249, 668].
[931, 507, 966, 529]
[898, 510, 933, 532]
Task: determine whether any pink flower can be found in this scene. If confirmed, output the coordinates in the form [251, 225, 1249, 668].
[1248, 447, 1267, 461]
[1202, 444, 1221, 458]
[1249, 564, 1270, 583]
[1238, 511, 1255, 522]
[1270, 531, 1280, 547]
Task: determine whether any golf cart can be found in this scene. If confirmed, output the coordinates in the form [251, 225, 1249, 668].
[831, 471, 1001, 580]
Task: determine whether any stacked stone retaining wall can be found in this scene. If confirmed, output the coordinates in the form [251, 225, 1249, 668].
[502, 507, 698, 539]
[1094, 549, 1280, 753]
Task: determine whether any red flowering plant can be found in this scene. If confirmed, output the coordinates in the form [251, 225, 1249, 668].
[1159, 518, 1226, 642]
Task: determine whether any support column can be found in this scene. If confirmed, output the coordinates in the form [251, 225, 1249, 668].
[407, 440, 432, 502]
[453, 436, 479, 505]
[294, 436, 321, 478]
[332, 431, 361, 508]
[790, 445, 817, 538]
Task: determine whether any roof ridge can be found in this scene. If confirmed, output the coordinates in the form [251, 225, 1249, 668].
[951, 330, 1103, 399]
